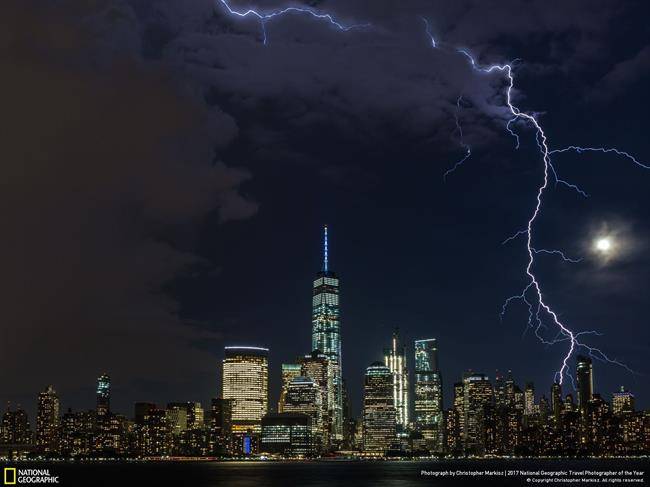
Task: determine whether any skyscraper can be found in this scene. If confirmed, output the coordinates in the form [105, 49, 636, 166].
[298, 349, 334, 446]
[384, 329, 409, 432]
[362, 362, 396, 453]
[283, 376, 323, 443]
[414, 338, 443, 451]
[551, 382, 563, 425]
[279, 364, 302, 413]
[96, 374, 110, 417]
[524, 382, 535, 416]
[222, 346, 269, 435]
[576, 355, 593, 413]
[36, 385, 60, 454]
[462, 373, 493, 455]
[612, 386, 635, 415]
[311, 225, 342, 439]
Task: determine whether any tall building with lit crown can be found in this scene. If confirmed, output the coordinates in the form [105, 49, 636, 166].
[96, 374, 110, 417]
[362, 362, 396, 453]
[283, 376, 323, 442]
[279, 364, 302, 413]
[311, 225, 342, 439]
[414, 338, 443, 451]
[612, 386, 635, 415]
[222, 346, 269, 435]
[36, 385, 60, 454]
[384, 329, 409, 433]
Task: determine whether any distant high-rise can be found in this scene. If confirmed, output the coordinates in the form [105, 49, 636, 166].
[362, 362, 396, 453]
[36, 386, 60, 453]
[384, 329, 409, 432]
[279, 364, 302, 413]
[283, 376, 323, 441]
[311, 225, 342, 439]
[166, 404, 189, 436]
[576, 355, 593, 413]
[1, 406, 31, 444]
[551, 382, 563, 425]
[222, 346, 269, 434]
[298, 350, 334, 445]
[612, 386, 635, 415]
[524, 382, 535, 416]
[96, 374, 110, 416]
[414, 338, 443, 451]
[462, 373, 493, 455]
[210, 398, 233, 455]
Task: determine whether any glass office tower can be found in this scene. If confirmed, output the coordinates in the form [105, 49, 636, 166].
[384, 329, 409, 432]
[414, 338, 443, 451]
[311, 225, 342, 439]
[222, 346, 269, 435]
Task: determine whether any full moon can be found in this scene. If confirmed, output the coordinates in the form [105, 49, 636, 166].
[595, 237, 612, 253]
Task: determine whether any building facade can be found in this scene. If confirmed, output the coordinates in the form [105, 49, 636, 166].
[278, 364, 302, 413]
[362, 362, 396, 453]
[384, 329, 409, 433]
[36, 385, 60, 454]
[414, 338, 443, 451]
[222, 346, 269, 438]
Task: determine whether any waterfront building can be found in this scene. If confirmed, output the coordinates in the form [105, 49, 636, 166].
[60, 409, 94, 457]
[384, 330, 409, 433]
[298, 350, 334, 445]
[612, 386, 635, 415]
[261, 413, 314, 457]
[2, 407, 32, 445]
[210, 397, 233, 455]
[413, 338, 443, 451]
[137, 407, 170, 457]
[576, 355, 594, 414]
[524, 382, 535, 416]
[551, 382, 563, 426]
[362, 362, 396, 453]
[36, 385, 59, 454]
[166, 404, 188, 436]
[311, 225, 343, 440]
[462, 373, 493, 456]
[222, 346, 269, 435]
[282, 376, 323, 444]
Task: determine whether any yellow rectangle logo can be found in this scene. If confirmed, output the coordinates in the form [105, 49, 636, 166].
[4, 468, 16, 485]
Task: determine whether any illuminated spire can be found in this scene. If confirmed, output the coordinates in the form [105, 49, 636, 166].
[323, 224, 329, 273]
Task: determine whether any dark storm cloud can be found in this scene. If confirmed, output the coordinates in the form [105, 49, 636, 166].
[3, 0, 647, 413]
[131, 0, 637, 177]
[0, 0, 256, 397]
[587, 45, 650, 102]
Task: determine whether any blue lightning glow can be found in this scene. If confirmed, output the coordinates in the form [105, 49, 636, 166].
[216, 1, 645, 385]
[550, 146, 650, 169]
[218, 0, 369, 45]
[452, 47, 644, 383]
[421, 17, 436, 48]
[444, 95, 472, 180]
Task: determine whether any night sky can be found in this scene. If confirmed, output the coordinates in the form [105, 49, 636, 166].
[2, 0, 649, 420]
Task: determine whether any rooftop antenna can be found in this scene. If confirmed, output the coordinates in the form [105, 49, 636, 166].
[323, 224, 329, 273]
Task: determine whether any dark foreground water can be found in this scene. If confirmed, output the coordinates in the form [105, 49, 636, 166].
[2, 458, 648, 486]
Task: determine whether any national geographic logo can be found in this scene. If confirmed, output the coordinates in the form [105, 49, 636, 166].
[3, 468, 59, 484]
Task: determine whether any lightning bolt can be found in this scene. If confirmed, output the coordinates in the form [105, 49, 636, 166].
[217, 0, 369, 45]
[444, 95, 472, 180]
[216, 2, 646, 384]
[452, 47, 646, 384]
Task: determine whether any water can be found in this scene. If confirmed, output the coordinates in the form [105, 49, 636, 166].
[2, 458, 647, 486]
